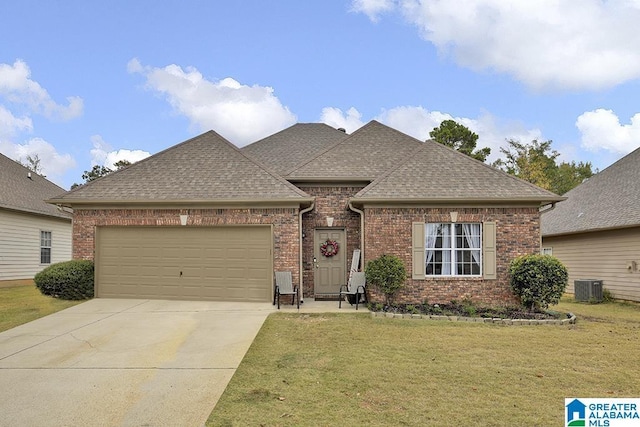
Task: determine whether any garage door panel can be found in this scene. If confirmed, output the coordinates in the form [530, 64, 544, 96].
[97, 226, 273, 302]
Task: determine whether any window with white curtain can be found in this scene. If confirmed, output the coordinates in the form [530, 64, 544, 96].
[425, 223, 481, 276]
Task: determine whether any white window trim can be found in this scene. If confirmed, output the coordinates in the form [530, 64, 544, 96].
[542, 247, 553, 256]
[425, 223, 482, 277]
[40, 230, 52, 265]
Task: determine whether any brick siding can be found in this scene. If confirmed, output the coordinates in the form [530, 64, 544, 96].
[72, 207, 301, 284]
[364, 207, 540, 306]
[298, 186, 364, 298]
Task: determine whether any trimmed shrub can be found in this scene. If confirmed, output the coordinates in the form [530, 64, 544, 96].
[365, 254, 406, 305]
[34, 260, 95, 300]
[509, 254, 568, 311]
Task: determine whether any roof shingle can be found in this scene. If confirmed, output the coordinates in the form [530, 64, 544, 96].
[242, 123, 347, 175]
[0, 153, 71, 219]
[286, 120, 423, 180]
[49, 131, 311, 205]
[542, 147, 640, 236]
[354, 138, 562, 203]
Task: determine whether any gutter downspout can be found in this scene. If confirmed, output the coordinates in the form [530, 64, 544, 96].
[348, 201, 365, 270]
[299, 202, 315, 304]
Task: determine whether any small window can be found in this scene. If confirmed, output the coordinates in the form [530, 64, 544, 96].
[542, 247, 553, 256]
[40, 231, 52, 264]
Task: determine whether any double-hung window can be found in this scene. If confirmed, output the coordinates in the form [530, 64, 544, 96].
[425, 223, 481, 276]
[40, 231, 52, 264]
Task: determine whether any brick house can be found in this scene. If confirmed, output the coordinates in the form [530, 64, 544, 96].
[48, 121, 561, 305]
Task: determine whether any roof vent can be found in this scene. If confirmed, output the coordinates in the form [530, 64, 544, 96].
[337, 127, 346, 133]
[27, 172, 32, 180]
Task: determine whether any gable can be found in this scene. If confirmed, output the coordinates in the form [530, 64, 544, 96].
[242, 123, 348, 175]
[354, 139, 562, 204]
[286, 120, 423, 181]
[50, 131, 311, 206]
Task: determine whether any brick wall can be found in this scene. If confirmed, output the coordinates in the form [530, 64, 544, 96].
[364, 207, 540, 306]
[72, 207, 301, 284]
[298, 186, 364, 297]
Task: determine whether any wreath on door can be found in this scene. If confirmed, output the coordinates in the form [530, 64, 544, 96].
[320, 239, 339, 257]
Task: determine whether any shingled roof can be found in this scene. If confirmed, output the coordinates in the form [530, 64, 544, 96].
[0, 153, 71, 220]
[542, 147, 640, 236]
[286, 120, 423, 181]
[353, 139, 563, 204]
[242, 123, 348, 175]
[49, 131, 311, 206]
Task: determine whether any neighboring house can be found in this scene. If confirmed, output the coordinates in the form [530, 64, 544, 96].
[0, 153, 72, 281]
[48, 121, 561, 304]
[542, 147, 640, 302]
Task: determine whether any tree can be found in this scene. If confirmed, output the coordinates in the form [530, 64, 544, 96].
[81, 165, 113, 183]
[493, 139, 558, 190]
[493, 139, 594, 195]
[20, 154, 45, 176]
[429, 120, 491, 162]
[113, 159, 131, 169]
[552, 161, 594, 195]
[71, 160, 132, 189]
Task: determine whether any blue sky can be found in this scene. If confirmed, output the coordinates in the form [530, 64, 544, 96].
[2, 0, 640, 189]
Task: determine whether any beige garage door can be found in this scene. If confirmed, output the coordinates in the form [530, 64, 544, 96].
[96, 226, 272, 302]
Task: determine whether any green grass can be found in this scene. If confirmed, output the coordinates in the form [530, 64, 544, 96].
[0, 281, 83, 332]
[207, 298, 640, 426]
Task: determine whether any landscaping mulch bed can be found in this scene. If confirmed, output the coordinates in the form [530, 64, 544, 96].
[371, 301, 565, 320]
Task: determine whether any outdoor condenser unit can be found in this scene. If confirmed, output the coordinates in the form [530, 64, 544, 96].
[574, 279, 603, 302]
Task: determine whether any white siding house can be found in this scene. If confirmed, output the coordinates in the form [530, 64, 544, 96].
[0, 154, 72, 281]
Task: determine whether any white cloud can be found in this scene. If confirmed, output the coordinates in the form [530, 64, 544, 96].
[0, 60, 83, 120]
[0, 105, 32, 139]
[576, 108, 640, 154]
[0, 137, 76, 184]
[355, 0, 640, 91]
[350, 0, 396, 22]
[90, 134, 151, 169]
[128, 58, 297, 146]
[320, 107, 365, 132]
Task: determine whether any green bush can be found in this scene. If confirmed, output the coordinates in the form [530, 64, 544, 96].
[365, 254, 407, 305]
[34, 260, 95, 300]
[509, 254, 568, 311]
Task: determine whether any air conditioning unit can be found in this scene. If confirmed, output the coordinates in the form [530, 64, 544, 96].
[574, 279, 603, 302]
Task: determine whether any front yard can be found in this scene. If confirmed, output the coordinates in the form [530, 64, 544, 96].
[207, 298, 640, 426]
[0, 281, 83, 332]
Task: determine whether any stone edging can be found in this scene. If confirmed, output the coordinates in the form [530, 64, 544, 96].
[370, 311, 577, 325]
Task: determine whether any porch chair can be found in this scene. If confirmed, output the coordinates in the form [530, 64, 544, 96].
[339, 271, 367, 310]
[273, 271, 300, 309]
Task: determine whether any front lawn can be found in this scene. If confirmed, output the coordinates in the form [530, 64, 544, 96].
[0, 281, 83, 332]
[207, 298, 640, 426]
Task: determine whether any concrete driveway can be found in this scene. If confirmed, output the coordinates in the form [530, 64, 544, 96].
[0, 298, 274, 427]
